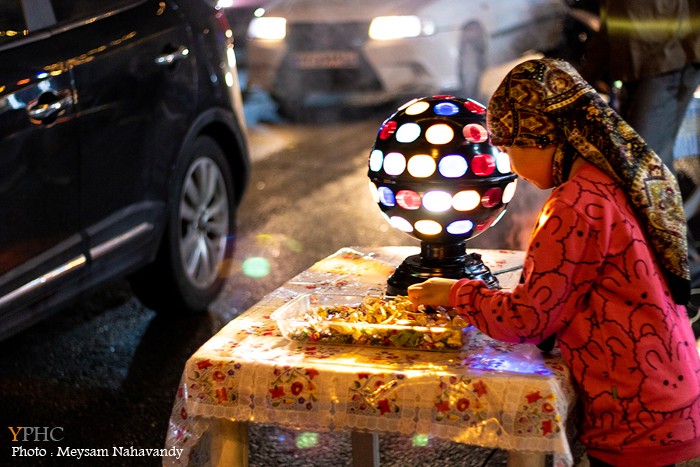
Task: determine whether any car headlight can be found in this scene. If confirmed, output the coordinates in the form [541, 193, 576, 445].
[248, 16, 286, 40]
[368, 15, 434, 40]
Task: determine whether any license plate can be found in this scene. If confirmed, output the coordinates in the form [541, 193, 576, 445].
[293, 51, 360, 69]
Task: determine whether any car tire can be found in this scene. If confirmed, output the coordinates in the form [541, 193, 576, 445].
[131, 135, 236, 313]
[458, 24, 486, 100]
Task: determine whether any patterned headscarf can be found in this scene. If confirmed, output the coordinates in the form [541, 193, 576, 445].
[487, 58, 690, 304]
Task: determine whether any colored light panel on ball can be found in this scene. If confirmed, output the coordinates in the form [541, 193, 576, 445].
[367, 96, 518, 249]
[503, 180, 517, 203]
[463, 123, 488, 143]
[425, 124, 454, 145]
[422, 190, 452, 212]
[438, 154, 468, 177]
[464, 100, 486, 114]
[434, 102, 459, 116]
[452, 190, 481, 211]
[407, 155, 436, 177]
[369, 149, 383, 171]
[383, 152, 406, 175]
[390, 216, 413, 232]
[496, 151, 511, 173]
[377, 186, 396, 206]
[415, 219, 442, 235]
[379, 120, 397, 139]
[396, 123, 421, 143]
[405, 101, 430, 115]
[396, 190, 421, 210]
[447, 220, 474, 235]
[481, 187, 502, 208]
[471, 153, 496, 176]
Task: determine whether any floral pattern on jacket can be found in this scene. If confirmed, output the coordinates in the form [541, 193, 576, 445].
[449, 164, 700, 466]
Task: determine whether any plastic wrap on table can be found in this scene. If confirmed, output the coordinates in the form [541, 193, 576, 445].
[271, 293, 471, 351]
[164, 247, 576, 467]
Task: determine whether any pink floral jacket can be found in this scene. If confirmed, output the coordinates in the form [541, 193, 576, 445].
[450, 163, 700, 466]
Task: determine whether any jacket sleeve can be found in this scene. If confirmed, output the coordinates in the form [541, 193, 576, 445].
[449, 198, 604, 344]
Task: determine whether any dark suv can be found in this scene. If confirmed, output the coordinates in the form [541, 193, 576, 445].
[0, 0, 250, 340]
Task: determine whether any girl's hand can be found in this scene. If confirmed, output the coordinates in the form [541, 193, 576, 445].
[407, 277, 456, 309]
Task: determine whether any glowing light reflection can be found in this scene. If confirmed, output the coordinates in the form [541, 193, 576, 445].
[463, 123, 488, 143]
[434, 102, 459, 116]
[390, 216, 413, 232]
[425, 124, 454, 145]
[412, 434, 430, 447]
[452, 190, 481, 211]
[379, 120, 397, 139]
[447, 220, 474, 235]
[471, 154, 496, 176]
[438, 155, 467, 178]
[503, 180, 517, 203]
[369, 149, 384, 171]
[422, 191, 452, 212]
[496, 151, 511, 173]
[415, 219, 442, 235]
[396, 123, 421, 143]
[396, 190, 422, 210]
[295, 432, 319, 449]
[383, 152, 406, 175]
[242, 257, 271, 278]
[492, 210, 507, 227]
[481, 187, 502, 208]
[378, 186, 396, 206]
[407, 155, 436, 177]
[405, 101, 430, 115]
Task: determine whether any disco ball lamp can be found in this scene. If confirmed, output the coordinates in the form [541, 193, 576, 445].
[368, 96, 518, 295]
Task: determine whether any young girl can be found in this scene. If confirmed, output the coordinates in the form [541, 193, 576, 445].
[407, 58, 700, 466]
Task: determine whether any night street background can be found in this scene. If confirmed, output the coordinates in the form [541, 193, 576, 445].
[2, 62, 699, 466]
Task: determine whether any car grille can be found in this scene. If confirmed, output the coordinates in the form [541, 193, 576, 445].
[286, 22, 369, 51]
[274, 21, 382, 95]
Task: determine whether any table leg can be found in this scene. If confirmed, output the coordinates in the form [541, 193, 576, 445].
[351, 431, 380, 467]
[210, 418, 249, 467]
[507, 451, 546, 467]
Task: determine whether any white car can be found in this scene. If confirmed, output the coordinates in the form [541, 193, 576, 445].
[245, 0, 568, 117]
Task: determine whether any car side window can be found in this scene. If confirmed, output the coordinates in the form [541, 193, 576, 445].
[51, 0, 139, 24]
[0, 1, 28, 46]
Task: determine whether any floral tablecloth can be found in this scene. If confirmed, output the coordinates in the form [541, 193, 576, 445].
[165, 247, 577, 466]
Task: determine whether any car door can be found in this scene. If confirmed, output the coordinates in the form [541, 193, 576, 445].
[49, 0, 197, 268]
[0, 1, 83, 321]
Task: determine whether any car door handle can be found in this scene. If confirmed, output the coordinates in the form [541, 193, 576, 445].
[155, 45, 190, 66]
[26, 91, 73, 124]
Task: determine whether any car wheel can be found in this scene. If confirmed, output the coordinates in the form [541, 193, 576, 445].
[131, 135, 236, 313]
[458, 24, 486, 100]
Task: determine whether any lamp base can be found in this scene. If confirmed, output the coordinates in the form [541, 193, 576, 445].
[386, 246, 500, 296]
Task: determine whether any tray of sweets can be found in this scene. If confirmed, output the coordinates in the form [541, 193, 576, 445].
[271, 293, 470, 351]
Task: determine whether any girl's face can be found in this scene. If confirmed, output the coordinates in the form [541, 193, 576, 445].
[500, 145, 556, 190]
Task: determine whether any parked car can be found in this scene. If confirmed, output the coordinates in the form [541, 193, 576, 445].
[218, 0, 273, 65]
[245, 0, 570, 118]
[0, 0, 250, 340]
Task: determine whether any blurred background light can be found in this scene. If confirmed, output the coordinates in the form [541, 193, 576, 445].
[369, 15, 423, 40]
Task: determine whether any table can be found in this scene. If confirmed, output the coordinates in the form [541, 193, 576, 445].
[164, 247, 577, 466]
